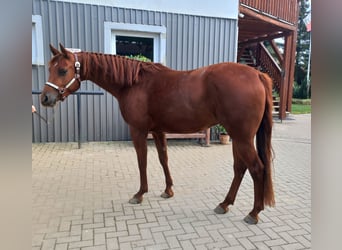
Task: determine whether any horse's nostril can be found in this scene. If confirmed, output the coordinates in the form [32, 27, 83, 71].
[41, 92, 57, 107]
[41, 94, 49, 105]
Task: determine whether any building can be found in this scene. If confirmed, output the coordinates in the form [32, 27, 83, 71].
[237, 0, 300, 119]
[32, 0, 299, 143]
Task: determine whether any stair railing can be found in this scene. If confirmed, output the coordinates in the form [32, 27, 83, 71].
[240, 0, 298, 25]
[257, 42, 282, 93]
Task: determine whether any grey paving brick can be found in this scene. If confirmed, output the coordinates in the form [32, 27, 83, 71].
[45, 231, 70, 239]
[41, 239, 56, 250]
[106, 230, 129, 238]
[68, 240, 93, 249]
[150, 224, 172, 233]
[106, 237, 119, 250]
[294, 235, 311, 248]
[238, 238, 256, 249]
[94, 233, 106, 245]
[125, 217, 148, 226]
[81, 229, 93, 241]
[146, 243, 170, 250]
[81, 245, 106, 250]
[59, 221, 71, 231]
[176, 232, 199, 241]
[56, 235, 81, 244]
[139, 228, 153, 239]
[32, 233, 45, 247]
[94, 227, 116, 234]
[194, 226, 210, 237]
[265, 238, 287, 247]
[233, 230, 255, 238]
[223, 246, 246, 250]
[137, 221, 159, 229]
[254, 241, 272, 250]
[118, 234, 141, 243]
[115, 220, 127, 231]
[54, 243, 68, 250]
[282, 242, 306, 250]
[206, 240, 230, 249]
[166, 235, 181, 249]
[263, 228, 281, 240]
[153, 231, 167, 244]
[279, 231, 297, 244]
[179, 240, 195, 250]
[83, 223, 105, 230]
[248, 234, 271, 243]
[70, 225, 82, 236]
[191, 236, 214, 246]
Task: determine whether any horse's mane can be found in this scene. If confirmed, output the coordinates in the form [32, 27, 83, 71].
[82, 52, 170, 86]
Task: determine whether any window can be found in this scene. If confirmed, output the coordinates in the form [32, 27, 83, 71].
[116, 35, 154, 61]
[32, 15, 44, 65]
[104, 23, 166, 64]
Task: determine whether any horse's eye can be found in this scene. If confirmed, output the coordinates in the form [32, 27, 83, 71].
[58, 69, 67, 76]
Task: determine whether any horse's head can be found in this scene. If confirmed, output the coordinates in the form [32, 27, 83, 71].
[40, 43, 81, 107]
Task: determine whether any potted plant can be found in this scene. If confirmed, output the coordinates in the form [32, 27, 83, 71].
[215, 124, 230, 145]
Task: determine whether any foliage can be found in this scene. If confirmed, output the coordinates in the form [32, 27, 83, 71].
[126, 54, 152, 62]
[292, 98, 311, 105]
[215, 124, 227, 135]
[294, 0, 311, 89]
[293, 80, 311, 99]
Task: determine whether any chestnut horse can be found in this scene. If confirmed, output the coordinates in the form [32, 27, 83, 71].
[41, 44, 274, 224]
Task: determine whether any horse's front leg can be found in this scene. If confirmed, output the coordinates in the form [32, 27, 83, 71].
[151, 131, 174, 199]
[129, 127, 148, 204]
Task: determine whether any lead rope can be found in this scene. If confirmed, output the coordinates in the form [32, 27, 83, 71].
[33, 102, 60, 125]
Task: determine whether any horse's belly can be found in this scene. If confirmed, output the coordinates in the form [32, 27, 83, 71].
[150, 110, 216, 133]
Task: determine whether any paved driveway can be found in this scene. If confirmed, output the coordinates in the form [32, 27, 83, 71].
[32, 114, 311, 250]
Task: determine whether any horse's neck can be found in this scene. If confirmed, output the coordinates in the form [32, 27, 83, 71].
[79, 52, 140, 96]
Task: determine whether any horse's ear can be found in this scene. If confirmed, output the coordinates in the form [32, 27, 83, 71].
[49, 44, 60, 56]
[59, 43, 70, 59]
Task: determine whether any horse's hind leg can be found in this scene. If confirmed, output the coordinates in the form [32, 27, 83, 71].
[215, 139, 265, 224]
[214, 141, 247, 214]
[152, 132, 174, 198]
[244, 151, 265, 224]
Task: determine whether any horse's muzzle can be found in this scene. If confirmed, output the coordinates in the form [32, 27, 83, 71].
[40, 92, 58, 107]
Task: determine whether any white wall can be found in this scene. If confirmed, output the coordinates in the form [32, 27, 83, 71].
[53, 0, 238, 19]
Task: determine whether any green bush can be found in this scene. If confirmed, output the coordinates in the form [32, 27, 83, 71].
[293, 80, 311, 99]
[126, 54, 152, 62]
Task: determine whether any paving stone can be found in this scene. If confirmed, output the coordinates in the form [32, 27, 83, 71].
[68, 240, 93, 249]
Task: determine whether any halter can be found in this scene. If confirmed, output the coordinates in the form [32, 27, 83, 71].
[45, 53, 81, 100]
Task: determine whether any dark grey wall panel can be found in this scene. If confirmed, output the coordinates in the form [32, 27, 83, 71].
[32, 0, 238, 142]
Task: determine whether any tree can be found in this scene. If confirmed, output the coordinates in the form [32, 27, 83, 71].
[294, 0, 311, 98]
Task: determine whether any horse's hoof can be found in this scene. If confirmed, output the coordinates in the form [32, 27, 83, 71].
[160, 192, 173, 199]
[214, 205, 228, 214]
[243, 214, 258, 224]
[129, 197, 142, 204]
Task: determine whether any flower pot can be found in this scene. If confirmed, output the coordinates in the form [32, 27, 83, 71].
[219, 134, 230, 145]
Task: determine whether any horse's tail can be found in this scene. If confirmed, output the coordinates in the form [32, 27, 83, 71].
[257, 72, 275, 207]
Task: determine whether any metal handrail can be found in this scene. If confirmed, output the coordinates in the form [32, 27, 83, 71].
[32, 90, 104, 149]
